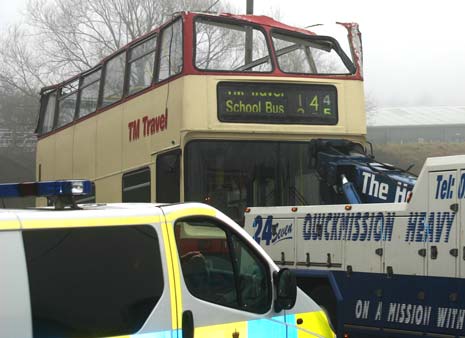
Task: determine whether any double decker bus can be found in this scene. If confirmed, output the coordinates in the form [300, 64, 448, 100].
[35, 11, 365, 223]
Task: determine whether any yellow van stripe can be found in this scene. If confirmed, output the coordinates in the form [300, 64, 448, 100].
[0, 220, 20, 230]
[166, 222, 183, 329]
[164, 207, 216, 222]
[21, 216, 160, 229]
[296, 310, 335, 338]
[162, 222, 181, 330]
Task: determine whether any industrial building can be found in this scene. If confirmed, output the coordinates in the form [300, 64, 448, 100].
[367, 106, 465, 144]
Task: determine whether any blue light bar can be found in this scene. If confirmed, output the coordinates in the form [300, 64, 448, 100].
[0, 180, 92, 198]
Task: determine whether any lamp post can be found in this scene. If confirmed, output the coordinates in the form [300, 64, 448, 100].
[246, 0, 254, 14]
[245, 0, 254, 64]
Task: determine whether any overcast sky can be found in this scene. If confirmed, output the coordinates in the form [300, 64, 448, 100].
[240, 0, 465, 108]
[0, 0, 25, 28]
[1, 0, 464, 108]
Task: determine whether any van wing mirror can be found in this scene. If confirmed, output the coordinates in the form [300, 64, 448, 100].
[274, 268, 297, 312]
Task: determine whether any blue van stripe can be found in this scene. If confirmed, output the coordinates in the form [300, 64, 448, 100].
[132, 330, 173, 338]
[286, 314, 298, 338]
[247, 316, 287, 337]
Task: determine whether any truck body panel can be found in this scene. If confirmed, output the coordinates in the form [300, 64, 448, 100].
[244, 155, 465, 337]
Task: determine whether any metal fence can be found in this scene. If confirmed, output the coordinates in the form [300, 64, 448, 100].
[0, 128, 36, 152]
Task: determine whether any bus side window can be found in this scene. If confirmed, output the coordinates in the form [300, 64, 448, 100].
[122, 167, 151, 202]
[174, 218, 271, 314]
[158, 19, 183, 81]
[156, 150, 180, 203]
[101, 51, 126, 107]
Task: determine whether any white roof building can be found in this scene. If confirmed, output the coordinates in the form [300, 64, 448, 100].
[366, 106, 465, 144]
[367, 106, 465, 127]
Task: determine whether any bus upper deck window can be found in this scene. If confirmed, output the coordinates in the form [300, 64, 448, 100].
[128, 35, 157, 95]
[39, 91, 57, 134]
[158, 20, 182, 81]
[77, 69, 101, 119]
[272, 31, 353, 75]
[101, 52, 126, 107]
[56, 79, 79, 128]
[195, 18, 271, 72]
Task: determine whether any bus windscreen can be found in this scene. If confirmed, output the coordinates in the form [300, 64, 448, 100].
[272, 31, 355, 75]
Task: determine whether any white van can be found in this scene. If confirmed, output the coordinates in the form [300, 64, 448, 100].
[0, 180, 334, 338]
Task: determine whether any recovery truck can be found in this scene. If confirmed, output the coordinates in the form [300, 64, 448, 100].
[244, 139, 465, 338]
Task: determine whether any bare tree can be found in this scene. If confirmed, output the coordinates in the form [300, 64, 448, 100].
[0, 25, 46, 97]
[0, 0, 224, 94]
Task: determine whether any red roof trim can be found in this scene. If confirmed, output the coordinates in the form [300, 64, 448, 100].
[216, 13, 316, 35]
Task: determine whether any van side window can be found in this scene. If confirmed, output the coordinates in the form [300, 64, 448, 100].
[23, 225, 163, 338]
[174, 218, 271, 313]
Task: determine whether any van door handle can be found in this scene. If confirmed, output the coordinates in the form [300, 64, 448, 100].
[431, 246, 438, 260]
[182, 310, 194, 338]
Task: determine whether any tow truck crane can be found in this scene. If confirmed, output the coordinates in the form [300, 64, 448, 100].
[244, 140, 465, 338]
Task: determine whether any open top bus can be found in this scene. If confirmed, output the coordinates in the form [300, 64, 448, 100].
[36, 11, 365, 223]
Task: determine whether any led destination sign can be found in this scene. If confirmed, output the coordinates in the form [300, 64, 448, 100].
[217, 82, 338, 124]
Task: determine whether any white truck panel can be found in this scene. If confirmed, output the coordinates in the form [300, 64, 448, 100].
[427, 170, 459, 278]
[244, 155, 465, 338]
[461, 168, 465, 279]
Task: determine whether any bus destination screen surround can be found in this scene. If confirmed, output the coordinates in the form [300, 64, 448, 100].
[217, 82, 338, 125]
